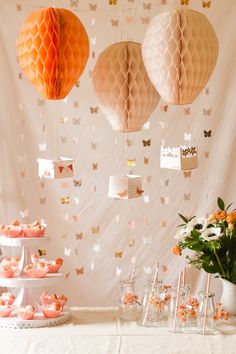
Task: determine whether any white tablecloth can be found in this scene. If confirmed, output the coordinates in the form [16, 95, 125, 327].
[0, 308, 236, 354]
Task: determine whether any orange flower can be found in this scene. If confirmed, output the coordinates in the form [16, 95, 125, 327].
[213, 210, 227, 221]
[172, 245, 182, 256]
[226, 211, 236, 224]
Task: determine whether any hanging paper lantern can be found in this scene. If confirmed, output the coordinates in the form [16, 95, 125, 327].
[17, 7, 89, 99]
[92, 41, 160, 132]
[142, 9, 218, 105]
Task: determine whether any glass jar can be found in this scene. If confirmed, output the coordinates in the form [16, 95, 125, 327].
[119, 279, 139, 321]
[168, 288, 187, 333]
[197, 291, 217, 335]
[140, 280, 166, 326]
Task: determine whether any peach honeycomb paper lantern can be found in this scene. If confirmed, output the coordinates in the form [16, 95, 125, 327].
[17, 7, 89, 100]
[92, 41, 160, 132]
[142, 9, 218, 105]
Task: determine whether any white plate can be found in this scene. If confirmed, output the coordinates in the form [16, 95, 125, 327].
[0, 273, 63, 288]
[0, 235, 51, 247]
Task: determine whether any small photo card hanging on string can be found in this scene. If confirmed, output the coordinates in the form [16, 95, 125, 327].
[108, 175, 143, 200]
[37, 157, 75, 179]
[160, 146, 198, 170]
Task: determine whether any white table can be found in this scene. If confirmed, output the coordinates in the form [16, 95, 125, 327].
[0, 307, 236, 354]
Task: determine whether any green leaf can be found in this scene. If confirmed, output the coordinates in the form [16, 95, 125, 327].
[178, 213, 189, 224]
[217, 197, 225, 211]
[202, 262, 218, 274]
[226, 203, 233, 212]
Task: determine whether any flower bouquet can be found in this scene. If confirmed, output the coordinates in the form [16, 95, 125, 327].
[173, 197, 236, 284]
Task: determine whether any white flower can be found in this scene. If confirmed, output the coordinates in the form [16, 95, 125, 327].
[201, 227, 223, 241]
[174, 227, 191, 240]
[188, 217, 208, 233]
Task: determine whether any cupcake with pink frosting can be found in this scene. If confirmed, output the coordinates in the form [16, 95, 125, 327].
[17, 305, 35, 320]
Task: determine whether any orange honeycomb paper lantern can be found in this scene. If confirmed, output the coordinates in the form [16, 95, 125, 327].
[92, 41, 160, 132]
[142, 9, 218, 105]
[17, 7, 89, 99]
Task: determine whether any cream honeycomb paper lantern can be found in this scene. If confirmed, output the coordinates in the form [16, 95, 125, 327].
[92, 41, 160, 132]
[142, 9, 219, 105]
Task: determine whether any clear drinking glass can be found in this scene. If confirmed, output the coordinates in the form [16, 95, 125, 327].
[197, 291, 217, 335]
[168, 288, 187, 333]
[119, 279, 139, 321]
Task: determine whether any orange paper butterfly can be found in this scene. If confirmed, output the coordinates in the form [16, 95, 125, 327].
[117, 190, 128, 198]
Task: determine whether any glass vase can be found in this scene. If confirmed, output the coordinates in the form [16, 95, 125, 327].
[197, 291, 217, 335]
[119, 279, 139, 321]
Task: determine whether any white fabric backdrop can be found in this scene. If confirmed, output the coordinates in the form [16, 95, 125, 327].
[0, 0, 236, 306]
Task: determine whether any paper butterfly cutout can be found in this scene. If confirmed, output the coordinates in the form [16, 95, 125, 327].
[72, 215, 80, 222]
[143, 2, 151, 10]
[60, 182, 69, 189]
[141, 17, 150, 24]
[162, 265, 168, 272]
[20, 170, 25, 178]
[184, 133, 192, 141]
[181, 0, 189, 4]
[16, 4, 22, 11]
[116, 267, 122, 276]
[160, 104, 168, 112]
[126, 16, 135, 23]
[73, 197, 80, 205]
[128, 240, 135, 247]
[75, 267, 84, 275]
[73, 101, 79, 108]
[37, 98, 45, 106]
[111, 19, 119, 27]
[143, 121, 150, 130]
[59, 116, 68, 124]
[184, 107, 191, 115]
[183, 170, 192, 178]
[91, 226, 100, 235]
[65, 272, 71, 279]
[92, 163, 98, 170]
[128, 220, 136, 229]
[117, 190, 128, 198]
[20, 209, 28, 218]
[143, 266, 152, 274]
[202, 0, 211, 8]
[73, 118, 80, 125]
[161, 220, 168, 228]
[60, 136, 67, 144]
[136, 187, 144, 196]
[38, 249, 47, 256]
[40, 181, 45, 188]
[127, 159, 136, 167]
[90, 106, 99, 113]
[61, 196, 70, 205]
[89, 3, 97, 10]
[184, 193, 191, 201]
[126, 139, 133, 147]
[73, 179, 82, 187]
[160, 196, 169, 204]
[144, 157, 149, 164]
[40, 197, 46, 205]
[205, 151, 210, 158]
[70, 0, 79, 6]
[204, 130, 212, 137]
[93, 244, 100, 252]
[203, 108, 212, 116]
[142, 139, 151, 147]
[161, 0, 167, 4]
[76, 232, 84, 240]
[205, 88, 210, 95]
[109, 0, 117, 4]
[91, 142, 97, 150]
[115, 250, 123, 258]
[62, 233, 68, 239]
[144, 195, 150, 203]
[38, 143, 47, 151]
[64, 248, 72, 256]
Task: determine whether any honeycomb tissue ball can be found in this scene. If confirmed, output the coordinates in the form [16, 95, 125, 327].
[17, 7, 89, 99]
[92, 41, 160, 132]
[142, 9, 218, 105]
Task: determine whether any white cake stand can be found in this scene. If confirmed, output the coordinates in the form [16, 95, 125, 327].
[0, 235, 71, 328]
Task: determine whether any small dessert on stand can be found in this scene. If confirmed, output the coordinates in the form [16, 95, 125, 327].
[0, 220, 71, 328]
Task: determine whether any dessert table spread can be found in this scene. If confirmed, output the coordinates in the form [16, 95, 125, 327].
[0, 307, 236, 354]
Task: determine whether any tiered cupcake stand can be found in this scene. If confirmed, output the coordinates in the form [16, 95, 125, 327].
[0, 235, 71, 328]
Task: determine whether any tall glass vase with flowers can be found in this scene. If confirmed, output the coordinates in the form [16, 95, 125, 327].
[172, 197, 236, 314]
